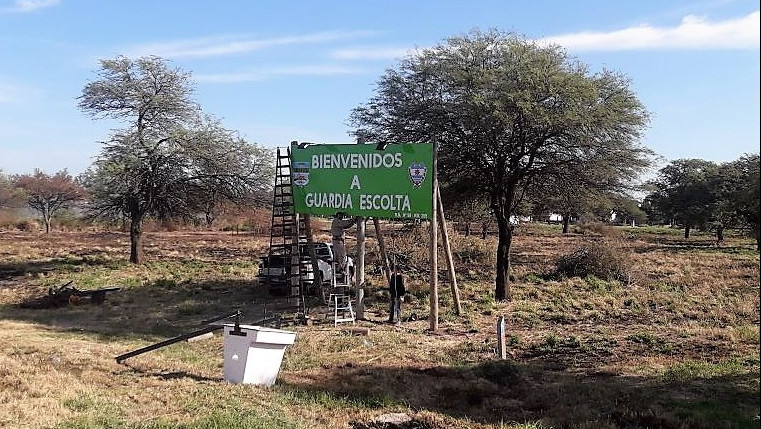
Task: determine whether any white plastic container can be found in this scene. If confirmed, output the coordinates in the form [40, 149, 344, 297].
[223, 324, 297, 386]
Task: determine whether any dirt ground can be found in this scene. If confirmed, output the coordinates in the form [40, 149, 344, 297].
[0, 227, 758, 428]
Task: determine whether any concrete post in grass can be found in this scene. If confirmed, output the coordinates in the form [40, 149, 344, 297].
[497, 315, 506, 360]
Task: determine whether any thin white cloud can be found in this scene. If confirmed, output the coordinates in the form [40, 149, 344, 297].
[126, 31, 377, 59]
[196, 65, 364, 83]
[541, 11, 760, 51]
[0, 0, 59, 13]
[0, 81, 29, 103]
[331, 46, 416, 60]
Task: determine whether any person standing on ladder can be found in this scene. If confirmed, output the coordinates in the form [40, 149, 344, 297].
[331, 212, 356, 282]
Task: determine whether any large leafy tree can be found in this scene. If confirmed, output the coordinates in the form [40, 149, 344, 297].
[79, 56, 272, 263]
[645, 159, 720, 238]
[719, 153, 760, 249]
[13, 169, 85, 233]
[180, 116, 273, 228]
[350, 30, 652, 300]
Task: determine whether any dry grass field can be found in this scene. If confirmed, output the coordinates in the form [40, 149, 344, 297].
[0, 222, 758, 429]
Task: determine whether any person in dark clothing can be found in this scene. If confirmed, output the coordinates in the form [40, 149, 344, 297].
[388, 264, 406, 323]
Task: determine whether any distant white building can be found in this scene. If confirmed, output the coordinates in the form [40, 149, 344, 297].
[510, 215, 532, 225]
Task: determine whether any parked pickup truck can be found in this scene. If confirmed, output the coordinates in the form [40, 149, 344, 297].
[258, 242, 354, 296]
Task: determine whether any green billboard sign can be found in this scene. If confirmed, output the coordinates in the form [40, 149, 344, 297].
[290, 142, 434, 219]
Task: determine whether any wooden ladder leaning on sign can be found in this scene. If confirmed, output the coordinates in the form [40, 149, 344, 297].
[268, 146, 309, 320]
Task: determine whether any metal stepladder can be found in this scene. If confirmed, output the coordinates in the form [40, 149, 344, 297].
[268, 147, 309, 320]
[329, 260, 355, 326]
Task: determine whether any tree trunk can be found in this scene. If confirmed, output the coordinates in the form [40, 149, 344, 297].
[129, 215, 144, 264]
[684, 224, 691, 239]
[43, 207, 51, 234]
[494, 217, 513, 301]
[494, 189, 515, 301]
[562, 213, 570, 234]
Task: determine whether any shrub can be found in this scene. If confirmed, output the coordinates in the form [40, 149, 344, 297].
[0, 211, 20, 230]
[449, 233, 493, 266]
[575, 221, 621, 238]
[53, 209, 89, 231]
[16, 219, 41, 231]
[555, 241, 632, 282]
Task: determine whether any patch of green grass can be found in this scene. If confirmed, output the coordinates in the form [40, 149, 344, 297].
[176, 300, 206, 317]
[277, 385, 398, 410]
[62, 393, 117, 413]
[669, 400, 759, 429]
[55, 416, 130, 429]
[577, 336, 618, 354]
[55, 410, 305, 429]
[542, 311, 574, 324]
[584, 275, 620, 293]
[660, 357, 756, 383]
[734, 325, 761, 344]
[627, 332, 673, 355]
[648, 281, 686, 294]
[530, 334, 592, 355]
[152, 278, 178, 289]
[476, 292, 497, 316]
[472, 360, 520, 385]
[621, 225, 683, 236]
[444, 339, 495, 363]
[159, 341, 219, 366]
[542, 333, 559, 349]
[511, 300, 540, 325]
[563, 335, 581, 348]
[522, 273, 545, 284]
[320, 332, 367, 354]
[678, 245, 760, 257]
[507, 334, 521, 346]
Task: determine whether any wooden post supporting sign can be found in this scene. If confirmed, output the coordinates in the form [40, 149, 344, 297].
[436, 185, 462, 315]
[429, 140, 439, 332]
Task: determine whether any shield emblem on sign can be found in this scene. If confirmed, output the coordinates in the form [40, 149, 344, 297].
[292, 162, 310, 187]
[408, 162, 427, 188]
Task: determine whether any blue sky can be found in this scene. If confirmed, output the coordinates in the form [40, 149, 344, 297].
[0, 0, 758, 177]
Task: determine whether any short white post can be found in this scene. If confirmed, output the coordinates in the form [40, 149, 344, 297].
[496, 316, 506, 360]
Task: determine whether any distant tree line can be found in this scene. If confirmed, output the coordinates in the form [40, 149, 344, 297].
[643, 155, 760, 249]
